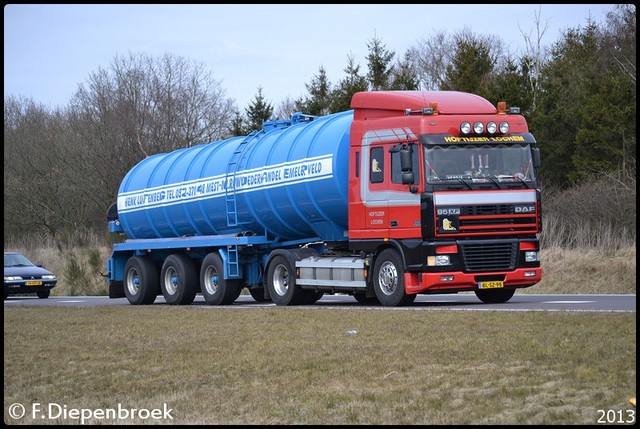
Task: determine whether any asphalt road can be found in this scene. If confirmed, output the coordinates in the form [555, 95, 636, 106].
[4, 293, 636, 312]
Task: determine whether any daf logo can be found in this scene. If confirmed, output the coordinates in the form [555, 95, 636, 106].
[515, 206, 536, 213]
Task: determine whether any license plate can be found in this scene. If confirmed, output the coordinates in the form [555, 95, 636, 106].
[26, 280, 43, 286]
[479, 281, 503, 289]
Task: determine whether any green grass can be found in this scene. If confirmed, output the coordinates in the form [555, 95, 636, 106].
[4, 306, 636, 425]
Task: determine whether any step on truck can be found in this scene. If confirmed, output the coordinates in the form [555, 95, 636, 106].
[106, 90, 542, 306]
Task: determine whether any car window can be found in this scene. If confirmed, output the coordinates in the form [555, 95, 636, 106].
[4, 253, 34, 267]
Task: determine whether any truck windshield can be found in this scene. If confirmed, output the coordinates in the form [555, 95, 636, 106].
[424, 144, 536, 184]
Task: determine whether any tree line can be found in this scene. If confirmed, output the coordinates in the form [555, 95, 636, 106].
[4, 4, 635, 242]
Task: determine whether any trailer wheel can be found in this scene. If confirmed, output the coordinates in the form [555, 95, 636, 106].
[267, 255, 306, 306]
[124, 256, 159, 305]
[160, 254, 198, 305]
[200, 253, 242, 305]
[372, 249, 415, 307]
[474, 288, 516, 304]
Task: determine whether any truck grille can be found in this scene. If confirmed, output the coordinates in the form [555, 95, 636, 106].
[460, 241, 517, 272]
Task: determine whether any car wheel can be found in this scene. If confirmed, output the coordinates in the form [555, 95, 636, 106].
[37, 290, 50, 299]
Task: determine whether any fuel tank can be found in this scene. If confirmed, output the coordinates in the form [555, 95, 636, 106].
[116, 111, 352, 241]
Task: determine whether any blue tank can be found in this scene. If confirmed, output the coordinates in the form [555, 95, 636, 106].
[116, 111, 352, 242]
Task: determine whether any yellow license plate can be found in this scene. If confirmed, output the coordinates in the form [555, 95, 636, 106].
[26, 280, 43, 286]
[479, 281, 504, 289]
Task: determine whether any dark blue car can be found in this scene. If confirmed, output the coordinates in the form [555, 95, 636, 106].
[4, 251, 57, 300]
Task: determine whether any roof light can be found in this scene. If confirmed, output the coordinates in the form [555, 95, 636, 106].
[473, 122, 484, 134]
[499, 121, 510, 133]
[487, 122, 497, 134]
[460, 122, 471, 135]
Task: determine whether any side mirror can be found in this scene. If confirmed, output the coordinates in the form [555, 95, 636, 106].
[402, 171, 414, 185]
[531, 147, 541, 169]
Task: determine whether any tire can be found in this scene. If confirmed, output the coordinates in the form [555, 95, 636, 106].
[474, 288, 516, 304]
[160, 254, 198, 305]
[124, 256, 159, 305]
[37, 290, 50, 299]
[353, 292, 380, 305]
[372, 249, 415, 307]
[4, 291, 8, 300]
[267, 254, 307, 306]
[249, 287, 270, 302]
[301, 290, 324, 305]
[200, 253, 242, 305]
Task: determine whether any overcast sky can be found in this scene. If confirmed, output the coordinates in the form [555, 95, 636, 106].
[4, 4, 615, 111]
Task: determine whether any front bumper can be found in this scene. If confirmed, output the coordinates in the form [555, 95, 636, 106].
[404, 267, 542, 294]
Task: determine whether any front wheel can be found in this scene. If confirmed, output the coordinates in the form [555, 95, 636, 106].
[475, 288, 516, 304]
[372, 249, 415, 307]
[37, 290, 50, 299]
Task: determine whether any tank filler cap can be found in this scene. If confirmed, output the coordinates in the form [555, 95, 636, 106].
[290, 112, 317, 124]
[262, 112, 317, 131]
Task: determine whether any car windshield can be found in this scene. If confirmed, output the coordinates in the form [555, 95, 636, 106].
[4, 253, 35, 267]
[424, 144, 536, 183]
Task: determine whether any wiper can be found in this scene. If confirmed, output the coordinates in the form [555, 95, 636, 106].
[486, 177, 505, 189]
[513, 175, 532, 189]
[454, 178, 473, 190]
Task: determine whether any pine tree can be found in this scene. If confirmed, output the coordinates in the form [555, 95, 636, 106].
[366, 33, 395, 91]
[329, 54, 368, 113]
[245, 86, 274, 132]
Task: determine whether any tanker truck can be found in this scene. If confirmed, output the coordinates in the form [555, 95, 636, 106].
[105, 90, 542, 306]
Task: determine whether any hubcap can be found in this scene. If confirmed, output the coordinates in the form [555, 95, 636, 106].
[164, 266, 178, 295]
[378, 261, 398, 296]
[126, 269, 140, 296]
[203, 265, 219, 295]
[273, 264, 289, 296]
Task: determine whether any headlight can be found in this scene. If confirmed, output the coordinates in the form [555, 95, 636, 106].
[460, 122, 471, 135]
[473, 122, 484, 134]
[4, 276, 23, 281]
[499, 121, 510, 133]
[427, 255, 451, 266]
[525, 251, 539, 262]
[42, 275, 56, 280]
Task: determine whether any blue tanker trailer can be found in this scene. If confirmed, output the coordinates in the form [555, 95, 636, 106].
[106, 91, 542, 307]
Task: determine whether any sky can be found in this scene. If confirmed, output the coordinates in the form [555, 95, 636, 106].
[4, 4, 616, 111]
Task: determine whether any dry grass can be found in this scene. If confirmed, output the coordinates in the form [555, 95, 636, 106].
[3, 307, 636, 425]
[521, 246, 636, 295]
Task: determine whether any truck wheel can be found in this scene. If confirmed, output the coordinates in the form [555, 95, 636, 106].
[37, 290, 50, 299]
[267, 255, 306, 306]
[249, 287, 270, 302]
[372, 249, 415, 306]
[474, 288, 516, 304]
[160, 254, 198, 305]
[302, 290, 324, 305]
[124, 256, 159, 305]
[200, 253, 241, 305]
[353, 292, 380, 305]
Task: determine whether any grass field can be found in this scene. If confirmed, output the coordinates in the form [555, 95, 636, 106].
[3, 306, 636, 425]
